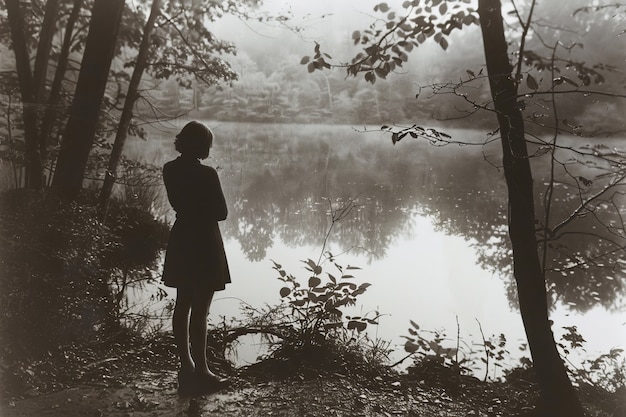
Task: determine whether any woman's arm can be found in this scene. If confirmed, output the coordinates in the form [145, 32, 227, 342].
[206, 167, 228, 221]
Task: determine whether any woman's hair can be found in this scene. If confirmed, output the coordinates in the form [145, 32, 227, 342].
[174, 121, 213, 159]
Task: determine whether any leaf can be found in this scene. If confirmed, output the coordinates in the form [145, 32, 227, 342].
[374, 66, 388, 79]
[305, 259, 317, 270]
[279, 287, 291, 298]
[300, 56, 310, 65]
[347, 320, 367, 332]
[308, 276, 322, 287]
[439, 37, 448, 51]
[526, 73, 539, 90]
[439, 2, 447, 14]
[307, 62, 315, 73]
[404, 340, 420, 353]
[410, 319, 420, 329]
[377, 2, 390, 13]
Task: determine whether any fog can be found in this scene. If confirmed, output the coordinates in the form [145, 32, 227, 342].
[202, 0, 625, 132]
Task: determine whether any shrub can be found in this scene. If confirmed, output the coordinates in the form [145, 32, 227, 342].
[215, 255, 391, 381]
[0, 188, 168, 361]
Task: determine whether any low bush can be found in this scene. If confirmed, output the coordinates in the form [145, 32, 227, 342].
[210, 254, 392, 382]
[0, 188, 168, 362]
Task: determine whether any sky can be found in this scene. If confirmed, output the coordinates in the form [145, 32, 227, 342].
[212, 0, 400, 50]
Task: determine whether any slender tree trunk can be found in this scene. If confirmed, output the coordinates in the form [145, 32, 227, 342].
[98, 0, 162, 218]
[33, 0, 60, 101]
[40, 0, 84, 157]
[32, 0, 61, 170]
[477, 1, 585, 416]
[5, 0, 43, 189]
[52, 0, 125, 200]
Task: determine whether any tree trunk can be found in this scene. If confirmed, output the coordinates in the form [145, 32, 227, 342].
[477, 1, 585, 416]
[98, 0, 162, 218]
[52, 0, 125, 200]
[33, 0, 60, 101]
[5, 0, 43, 189]
[40, 0, 84, 159]
[32, 0, 60, 166]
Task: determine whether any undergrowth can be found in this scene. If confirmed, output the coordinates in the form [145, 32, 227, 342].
[0, 188, 169, 398]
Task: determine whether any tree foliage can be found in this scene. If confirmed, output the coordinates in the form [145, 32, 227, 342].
[0, 0, 261, 193]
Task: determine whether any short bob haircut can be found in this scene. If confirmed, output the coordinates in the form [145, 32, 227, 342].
[174, 121, 213, 159]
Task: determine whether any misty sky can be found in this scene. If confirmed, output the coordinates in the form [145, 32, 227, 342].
[211, 0, 468, 82]
[212, 0, 406, 55]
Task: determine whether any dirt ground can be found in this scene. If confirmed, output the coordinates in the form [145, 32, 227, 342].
[1, 369, 503, 417]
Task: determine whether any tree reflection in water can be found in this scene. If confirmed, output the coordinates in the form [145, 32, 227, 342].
[145, 122, 624, 314]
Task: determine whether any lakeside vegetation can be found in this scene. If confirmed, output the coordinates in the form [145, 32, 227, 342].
[1, 185, 624, 416]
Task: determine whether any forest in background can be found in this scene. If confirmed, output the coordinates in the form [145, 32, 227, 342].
[149, 0, 626, 132]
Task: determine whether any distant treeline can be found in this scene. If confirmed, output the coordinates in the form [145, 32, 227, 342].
[143, 53, 624, 135]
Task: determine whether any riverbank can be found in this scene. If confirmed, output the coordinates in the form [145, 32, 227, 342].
[0, 368, 537, 417]
[2, 334, 623, 417]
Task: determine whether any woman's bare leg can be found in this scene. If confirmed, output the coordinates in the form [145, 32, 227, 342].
[190, 290, 214, 376]
[173, 289, 194, 373]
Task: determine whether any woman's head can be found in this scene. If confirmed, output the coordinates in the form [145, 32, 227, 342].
[174, 121, 213, 159]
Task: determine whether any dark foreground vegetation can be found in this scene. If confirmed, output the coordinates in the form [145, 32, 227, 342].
[0, 190, 624, 417]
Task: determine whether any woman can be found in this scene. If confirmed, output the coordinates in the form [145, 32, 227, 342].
[162, 121, 230, 395]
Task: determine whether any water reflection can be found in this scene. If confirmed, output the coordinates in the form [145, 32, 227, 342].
[138, 122, 624, 313]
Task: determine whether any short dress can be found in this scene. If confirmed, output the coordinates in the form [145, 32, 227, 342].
[161, 156, 231, 291]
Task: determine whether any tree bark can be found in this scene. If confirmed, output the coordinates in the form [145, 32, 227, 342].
[52, 0, 125, 200]
[477, 1, 585, 416]
[98, 0, 162, 218]
[32, 0, 60, 164]
[33, 0, 60, 101]
[39, 0, 84, 153]
[5, 0, 43, 188]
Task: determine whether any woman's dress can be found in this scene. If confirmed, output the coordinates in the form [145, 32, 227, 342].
[161, 156, 231, 291]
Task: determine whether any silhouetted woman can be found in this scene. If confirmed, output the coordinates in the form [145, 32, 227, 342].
[162, 121, 230, 395]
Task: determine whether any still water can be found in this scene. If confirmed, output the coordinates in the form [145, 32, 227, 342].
[127, 121, 625, 377]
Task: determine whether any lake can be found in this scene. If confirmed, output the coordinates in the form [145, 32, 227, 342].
[125, 121, 625, 378]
